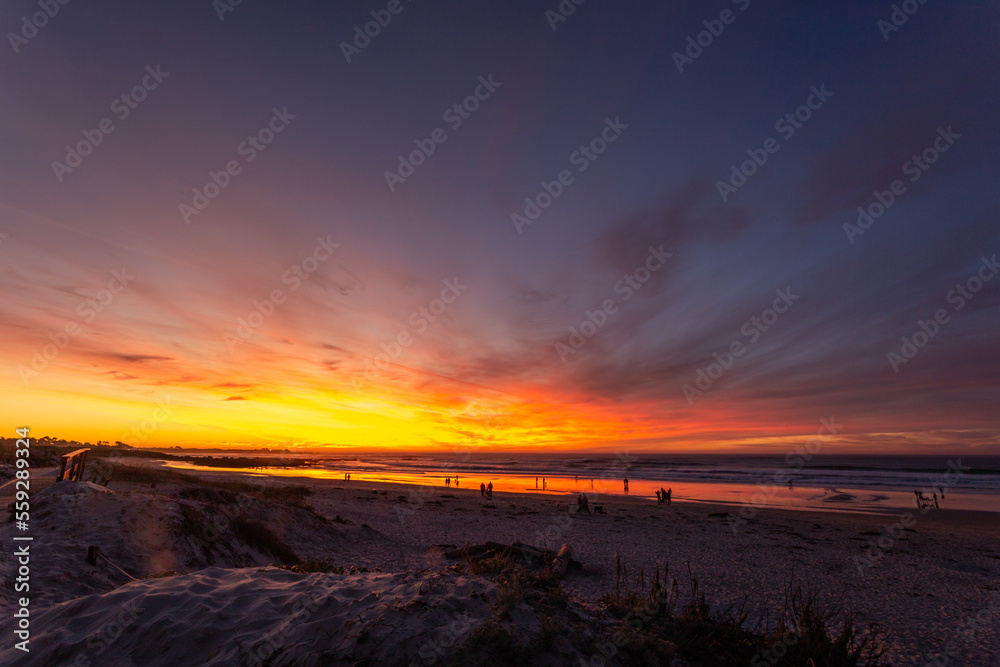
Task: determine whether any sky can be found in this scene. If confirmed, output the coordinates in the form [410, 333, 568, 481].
[0, 0, 998, 453]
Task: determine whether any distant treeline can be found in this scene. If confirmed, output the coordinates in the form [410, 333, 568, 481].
[168, 455, 318, 469]
[0, 437, 315, 469]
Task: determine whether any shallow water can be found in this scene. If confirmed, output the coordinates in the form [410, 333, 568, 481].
[162, 458, 1000, 515]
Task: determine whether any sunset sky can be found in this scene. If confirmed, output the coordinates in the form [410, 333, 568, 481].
[1, 0, 998, 453]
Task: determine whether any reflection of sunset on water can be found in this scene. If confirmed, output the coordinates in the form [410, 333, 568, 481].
[162, 461, 999, 514]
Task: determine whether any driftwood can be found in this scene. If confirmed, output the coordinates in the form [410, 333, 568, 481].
[444, 541, 516, 559]
[443, 540, 581, 575]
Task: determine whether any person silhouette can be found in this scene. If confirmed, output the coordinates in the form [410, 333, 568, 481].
[487, 481, 493, 498]
[656, 489, 662, 505]
[623, 477, 629, 492]
[933, 493, 939, 508]
[480, 482, 486, 497]
[666, 488, 672, 505]
[445, 477, 450, 487]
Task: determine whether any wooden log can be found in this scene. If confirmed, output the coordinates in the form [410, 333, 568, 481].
[445, 541, 545, 561]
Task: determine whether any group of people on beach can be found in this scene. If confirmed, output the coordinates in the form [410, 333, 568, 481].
[441, 476, 677, 506]
[915, 487, 943, 509]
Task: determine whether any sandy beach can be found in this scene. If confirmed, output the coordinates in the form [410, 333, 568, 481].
[2, 465, 997, 666]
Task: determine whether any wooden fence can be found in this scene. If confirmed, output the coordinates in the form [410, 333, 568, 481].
[58, 448, 89, 482]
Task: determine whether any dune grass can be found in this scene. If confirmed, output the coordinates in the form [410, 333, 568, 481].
[110, 463, 313, 508]
[451, 553, 888, 667]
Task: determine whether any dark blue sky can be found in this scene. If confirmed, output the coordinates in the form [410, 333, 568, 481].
[1, 0, 998, 451]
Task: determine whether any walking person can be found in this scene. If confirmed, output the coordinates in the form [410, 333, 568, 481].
[480, 482, 486, 497]
[666, 488, 672, 505]
[656, 489, 662, 505]
[623, 477, 629, 493]
[487, 481, 493, 498]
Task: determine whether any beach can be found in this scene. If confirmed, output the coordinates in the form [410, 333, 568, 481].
[2, 465, 998, 665]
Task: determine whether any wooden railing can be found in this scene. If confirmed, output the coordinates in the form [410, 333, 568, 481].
[58, 448, 90, 482]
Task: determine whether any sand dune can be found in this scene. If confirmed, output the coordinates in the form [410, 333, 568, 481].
[0, 566, 496, 666]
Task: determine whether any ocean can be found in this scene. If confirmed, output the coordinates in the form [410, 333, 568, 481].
[165, 452, 1000, 515]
